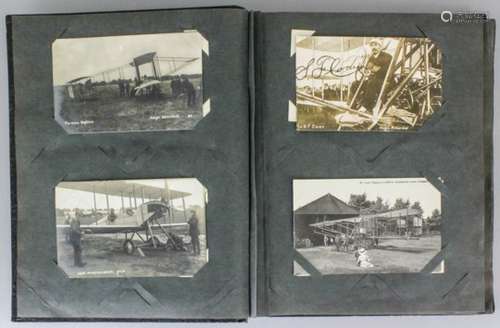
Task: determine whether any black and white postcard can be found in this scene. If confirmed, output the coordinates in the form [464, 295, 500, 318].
[295, 36, 443, 131]
[293, 178, 442, 275]
[55, 178, 208, 278]
[52, 32, 206, 133]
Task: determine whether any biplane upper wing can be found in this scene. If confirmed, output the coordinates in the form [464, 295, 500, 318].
[57, 180, 190, 200]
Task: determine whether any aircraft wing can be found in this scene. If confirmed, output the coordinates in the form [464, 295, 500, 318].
[157, 57, 199, 76]
[57, 222, 188, 234]
[134, 80, 161, 91]
[57, 224, 143, 234]
[57, 180, 190, 200]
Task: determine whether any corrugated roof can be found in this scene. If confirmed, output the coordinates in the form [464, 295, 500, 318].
[294, 193, 359, 216]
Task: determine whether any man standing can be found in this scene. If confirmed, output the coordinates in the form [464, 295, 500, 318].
[124, 80, 130, 97]
[188, 210, 200, 255]
[181, 76, 196, 107]
[171, 75, 180, 98]
[118, 79, 124, 97]
[69, 216, 86, 267]
[352, 38, 393, 114]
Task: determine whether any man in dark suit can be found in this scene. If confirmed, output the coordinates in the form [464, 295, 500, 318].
[353, 38, 393, 113]
[188, 210, 200, 255]
[181, 76, 196, 107]
[69, 216, 86, 267]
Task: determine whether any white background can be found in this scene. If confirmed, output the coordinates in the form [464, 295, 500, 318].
[1, 0, 499, 327]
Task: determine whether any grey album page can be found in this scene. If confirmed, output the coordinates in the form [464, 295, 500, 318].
[255, 12, 494, 316]
[9, 7, 250, 321]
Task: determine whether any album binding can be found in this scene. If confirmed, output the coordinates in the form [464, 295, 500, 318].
[7, 7, 496, 321]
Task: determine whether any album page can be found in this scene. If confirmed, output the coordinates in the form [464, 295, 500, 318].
[254, 12, 495, 316]
[9, 7, 250, 321]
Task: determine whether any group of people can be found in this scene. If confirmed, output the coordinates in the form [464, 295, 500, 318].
[117, 79, 132, 97]
[113, 75, 198, 106]
[170, 75, 197, 107]
[322, 233, 376, 269]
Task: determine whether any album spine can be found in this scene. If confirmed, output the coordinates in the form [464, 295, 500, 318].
[252, 11, 270, 317]
[5, 14, 19, 322]
[248, 10, 257, 317]
[483, 18, 495, 314]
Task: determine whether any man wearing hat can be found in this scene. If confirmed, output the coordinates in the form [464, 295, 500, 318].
[352, 38, 393, 114]
[188, 210, 201, 255]
[69, 216, 86, 267]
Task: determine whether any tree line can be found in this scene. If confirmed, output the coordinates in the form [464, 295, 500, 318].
[347, 193, 441, 222]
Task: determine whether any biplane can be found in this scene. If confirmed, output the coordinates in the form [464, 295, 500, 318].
[296, 37, 442, 131]
[56, 180, 197, 255]
[63, 51, 199, 101]
[309, 207, 424, 250]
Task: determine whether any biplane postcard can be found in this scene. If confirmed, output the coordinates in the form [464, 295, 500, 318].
[52, 32, 206, 133]
[293, 178, 443, 275]
[295, 36, 443, 131]
[55, 178, 208, 278]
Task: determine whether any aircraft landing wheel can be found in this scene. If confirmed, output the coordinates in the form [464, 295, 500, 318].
[123, 240, 135, 255]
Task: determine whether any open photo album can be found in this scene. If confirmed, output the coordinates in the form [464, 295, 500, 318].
[7, 6, 495, 321]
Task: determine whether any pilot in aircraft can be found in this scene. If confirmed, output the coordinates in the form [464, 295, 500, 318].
[188, 210, 200, 255]
[351, 38, 393, 113]
[69, 216, 86, 267]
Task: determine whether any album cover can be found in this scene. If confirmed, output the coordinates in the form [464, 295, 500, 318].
[8, 7, 495, 321]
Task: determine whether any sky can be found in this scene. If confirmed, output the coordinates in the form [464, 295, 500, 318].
[55, 178, 206, 211]
[293, 178, 441, 218]
[52, 31, 203, 85]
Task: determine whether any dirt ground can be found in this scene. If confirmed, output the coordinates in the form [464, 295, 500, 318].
[295, 235, 441, 275]
[57, 231, 207, 279]
[54, 78, 203, 133]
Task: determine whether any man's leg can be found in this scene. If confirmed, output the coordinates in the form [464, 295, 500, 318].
[191, 236, 197, 254]
[76, 245, 82, 266]
[193, 236, 200, 255]
[72, 243, 78, 266]
[361, 78, 384, 113]
[189, 93, 193, 106]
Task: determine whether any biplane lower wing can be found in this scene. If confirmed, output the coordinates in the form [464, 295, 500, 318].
[57, 222, 188, 234]
[133, 80, 161, 92]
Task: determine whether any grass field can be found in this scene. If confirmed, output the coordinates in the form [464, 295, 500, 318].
[295, 235, 441, 275]
[54, 77, 203, 133]
[57, 231, 207, 278]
